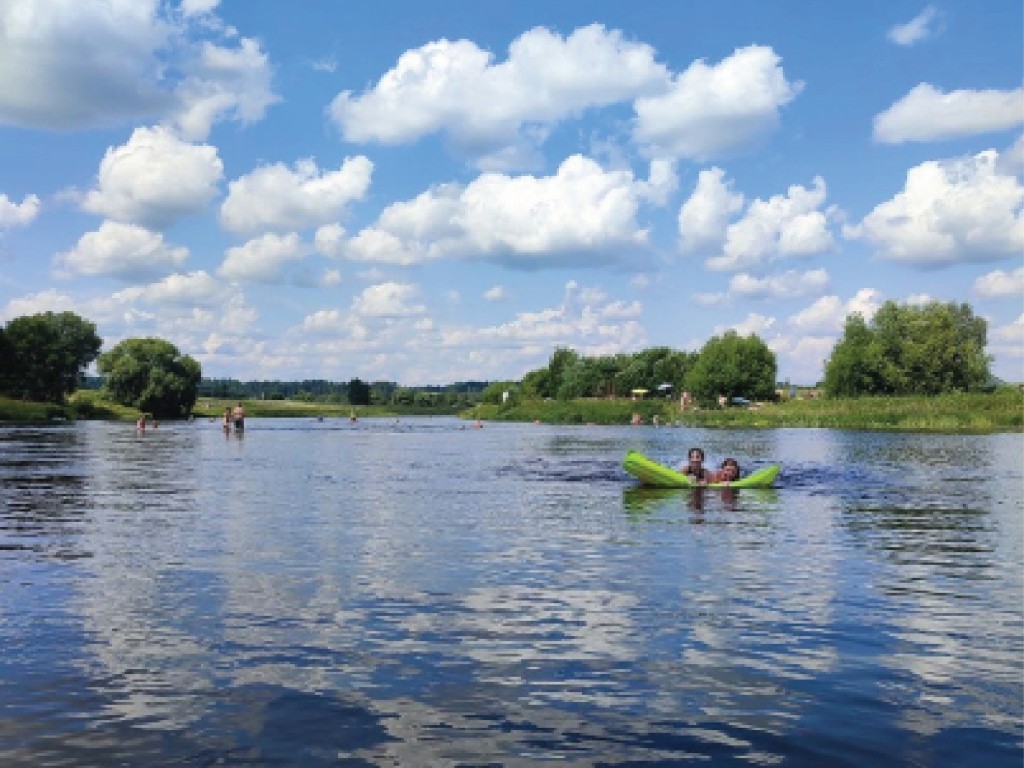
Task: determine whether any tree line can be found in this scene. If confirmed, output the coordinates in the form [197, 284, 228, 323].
[0, 300, 994, 418]
[480, 300, 993, 406]
[478, 330, 778, 407]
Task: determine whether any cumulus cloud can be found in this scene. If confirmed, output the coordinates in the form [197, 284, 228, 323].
[0, 0, 170, 129]
[171, 37, 280, 141]
[788, 288, 884, 333]
[54, 221, 188, 279]
[0, 193, 41, 227]
[990, 313, 1023, 346]
[874, 84, 1024, 144]
[888, 6, 942, 46]
[439, 280, 647, 358]
[338, 155, 653, 268]
[82, 125, 223, 229]
[1, 289, 77, 321]
[974, 267, 1024, 299]
[678, 167, 745, 254]
[351, 282, 426, 317]
[633, 45, 802, 161]
[729, 268, 830, 300]
[848, 149, 1024, 266]
[218, 232, 306, 282]
[706, 176, 837, 272]
[111, 270, 227, 307]
[328, 24, 666, 166]
[221, 156, 373, 234]
[0, 1, 276, 136]
[715, 312, 777, 338]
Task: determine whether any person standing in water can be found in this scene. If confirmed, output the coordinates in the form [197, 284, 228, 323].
[222, 407, 232, 432]
[232, 401, 245, 431]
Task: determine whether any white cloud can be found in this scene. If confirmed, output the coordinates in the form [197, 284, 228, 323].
[0, 193, 40, 227]
[848, 149, 1024, 266]
[678, 167, 745, 254]
[997, 134, 1024, 176]
[217, 232, 305, 282]
[974, 267, 1024, 299]
[181, 0, 220, 17]
[328, 24, 666, 167]
[0, 0, 171, 129]
[708, 176, 836, 272]
[633, 45, 802, 161]
[715, 312, 776, 338]
[873, 84, 1024, 144]
[888, 6, 941, 46]
[439, 280, 647, 360]
[1, 289, 76, 321]
[0, 1, 276, 137]
[351, 282, 426, 318]
[788, 288, 883, 333]
[729, 268, 830, 300]
[221, 156, 372, 234]
[82, 125, 223, 229]
[991, 313, 1024, 345]
[779, 335, 836, 385]
[171, 37, 280, 141]
[342, 155, 652, 268]
[54, 221, 188, 279]
[320, 269, 342, 287]
[111, 270, 227, 307]
[483, 285, 507, 301]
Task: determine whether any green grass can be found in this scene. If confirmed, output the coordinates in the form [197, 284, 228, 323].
[468, 388, 1023, 433]
[3, 389, 1020, 433]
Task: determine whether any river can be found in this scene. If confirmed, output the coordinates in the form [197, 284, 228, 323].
[1, 418, 1021, 766]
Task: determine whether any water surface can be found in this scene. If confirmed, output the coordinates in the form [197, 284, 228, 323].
[1, 418, 1021, 766]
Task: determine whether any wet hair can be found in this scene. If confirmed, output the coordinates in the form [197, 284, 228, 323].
[687, 447, 705, 461]
[720, 458, 741, 478]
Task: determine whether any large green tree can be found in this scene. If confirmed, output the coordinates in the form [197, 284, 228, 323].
[824, 301, 990, 396]
[1, 311, 102, 403]
[684, 331, 777, 403]
[98, 337, 201, 417]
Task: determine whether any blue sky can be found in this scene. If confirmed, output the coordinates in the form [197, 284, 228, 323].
[1, 1, 1021, 386]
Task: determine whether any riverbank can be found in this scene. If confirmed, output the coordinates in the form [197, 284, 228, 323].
[467, 388, 1023, 433]
[2, 389, 1020, 433]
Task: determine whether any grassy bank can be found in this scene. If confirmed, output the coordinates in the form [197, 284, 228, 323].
[190, 397, 462, 419]
[3, 389, 1020, 433]
[468, 388, 1023, 433]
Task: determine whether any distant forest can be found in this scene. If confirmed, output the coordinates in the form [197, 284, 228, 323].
[83, 376, 491, 405]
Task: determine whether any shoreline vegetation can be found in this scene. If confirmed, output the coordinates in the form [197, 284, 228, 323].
[0, 388, 1021, 434]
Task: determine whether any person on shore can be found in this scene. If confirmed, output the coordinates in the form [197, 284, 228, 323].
[232, 401, 245, 431]
[679, 447, 710, 483]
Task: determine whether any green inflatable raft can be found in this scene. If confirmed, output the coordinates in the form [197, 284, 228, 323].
[623, 450, 780, 489]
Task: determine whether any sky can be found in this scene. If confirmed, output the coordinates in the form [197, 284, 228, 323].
[1, 0, 1022, 386]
